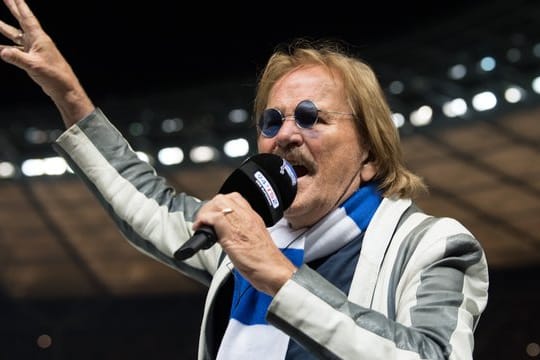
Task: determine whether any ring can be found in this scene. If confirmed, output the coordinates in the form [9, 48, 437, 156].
[222, 208, 234, 215]
[14, 31, 24, 46]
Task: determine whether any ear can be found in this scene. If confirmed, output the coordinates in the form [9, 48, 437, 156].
[359, 151, 377, 182]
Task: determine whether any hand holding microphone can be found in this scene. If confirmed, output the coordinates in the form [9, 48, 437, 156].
[174, 153, 297, 261]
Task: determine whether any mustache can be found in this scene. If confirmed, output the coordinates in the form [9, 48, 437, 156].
[272, 148, 317, 173]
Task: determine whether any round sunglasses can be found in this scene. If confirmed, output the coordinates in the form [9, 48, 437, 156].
[258, 99, 355, 138]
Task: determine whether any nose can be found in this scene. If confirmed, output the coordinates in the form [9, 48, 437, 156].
[275, 116, 304, 149]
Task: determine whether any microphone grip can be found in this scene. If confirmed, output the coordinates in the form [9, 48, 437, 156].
[173, 226, 216, 260]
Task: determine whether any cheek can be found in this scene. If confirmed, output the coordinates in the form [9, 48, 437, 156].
[317, 141, 362, 180]
[257, 137, 273, 153]
[315, 156, 343, 187]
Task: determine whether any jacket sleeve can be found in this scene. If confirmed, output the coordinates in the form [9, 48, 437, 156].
[52, 108, 223, 286]
[266, 217, 489, 360]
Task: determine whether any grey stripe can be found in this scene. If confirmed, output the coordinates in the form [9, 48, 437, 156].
[271, 263, 447, 359]
[409, 232, 485, 355]
[77, 109, 202, 221]
[270, 265, 442, 358]
[52, 110, 212, 286]
[301, 264, 442, 359]
[270, 226, 476, 358]
[384, 216, 445, 359]
[386, 219, 485, 359]
[387, 214, 439, 320]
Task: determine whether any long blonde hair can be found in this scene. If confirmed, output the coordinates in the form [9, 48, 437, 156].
[254, 38, 427, 198]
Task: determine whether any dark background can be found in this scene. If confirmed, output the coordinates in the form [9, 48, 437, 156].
[1, 1, 539, 359]
[1, 0, 493, 112]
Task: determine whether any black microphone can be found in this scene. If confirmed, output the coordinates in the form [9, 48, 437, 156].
[173, 153, 298, 260]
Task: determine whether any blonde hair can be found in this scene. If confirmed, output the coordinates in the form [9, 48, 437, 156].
[254, 38, 427, 199]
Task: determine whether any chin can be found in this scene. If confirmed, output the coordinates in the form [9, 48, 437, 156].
[284, 197, 318, 229]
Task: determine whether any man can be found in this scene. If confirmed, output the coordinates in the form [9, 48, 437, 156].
[1, 0, 489, 359]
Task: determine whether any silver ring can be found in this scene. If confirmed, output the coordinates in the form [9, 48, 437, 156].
[222, 208, 234, 215]
[14, 31, 24, 46]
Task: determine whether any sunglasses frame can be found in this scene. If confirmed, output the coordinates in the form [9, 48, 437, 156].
[258, 99, 355, 138]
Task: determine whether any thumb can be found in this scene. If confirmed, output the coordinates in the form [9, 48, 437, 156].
[0, 47, 27, 69]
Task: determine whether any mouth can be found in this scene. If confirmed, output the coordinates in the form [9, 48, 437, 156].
[274, 149, 315, 180]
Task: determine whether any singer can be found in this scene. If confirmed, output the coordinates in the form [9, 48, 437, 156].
[1, 1, 489, 359]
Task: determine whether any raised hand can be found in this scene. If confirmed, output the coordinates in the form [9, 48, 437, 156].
[0, 0, 94, 127]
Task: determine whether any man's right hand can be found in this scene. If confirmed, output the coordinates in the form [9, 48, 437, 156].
[0, 0, 94, 127]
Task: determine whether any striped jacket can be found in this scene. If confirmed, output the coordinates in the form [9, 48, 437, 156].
[54, 108, 489, 359]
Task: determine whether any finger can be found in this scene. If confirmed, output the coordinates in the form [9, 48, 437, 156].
[192, 208, 223, 231]
[192, 196, 241, 230]
[12, 0, 42, 34]
[3, 0, 20, 19]
[0, 45, 27, 68]
[0, 20, 23, 44]
[0, 44, 24, 52]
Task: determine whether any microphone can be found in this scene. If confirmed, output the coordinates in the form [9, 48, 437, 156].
[173, 153, 298, 260]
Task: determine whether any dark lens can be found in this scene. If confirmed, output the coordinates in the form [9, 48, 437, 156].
[294, 100, 319, 129]
[259, 108, 283, 137]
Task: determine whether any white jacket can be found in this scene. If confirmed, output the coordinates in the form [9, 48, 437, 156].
[54, 108, 489, 359]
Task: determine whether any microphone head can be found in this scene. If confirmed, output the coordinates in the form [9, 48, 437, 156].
[219, 153, 297, 227]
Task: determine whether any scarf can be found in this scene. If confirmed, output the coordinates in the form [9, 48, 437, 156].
[216, 182, 382, 359]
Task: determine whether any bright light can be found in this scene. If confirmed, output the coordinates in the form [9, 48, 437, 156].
[43, 157, 68, 175]
[190, 146, 218, 163]
[224, 138, 249, 157]
[504, 86, 525, 103]
[526, 342, 540, 357]
[442, 98, 467, 117]
[479, 56, 496, 72]
[158, 147, 184, 165]
[36, 334, 52, 349]
[532, 76, 540, 94]
[136, 151, 151, 163]
[409, 105, 432, 127]
[21, 157, 68, 177]
[391, 113, 405, 128]
[472, 91, 497, 111]
[0, 161, 16, 178]
[21, 159, 44, 177]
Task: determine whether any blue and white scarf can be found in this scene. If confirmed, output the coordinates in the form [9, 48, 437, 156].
[217, 183, 382, 359]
